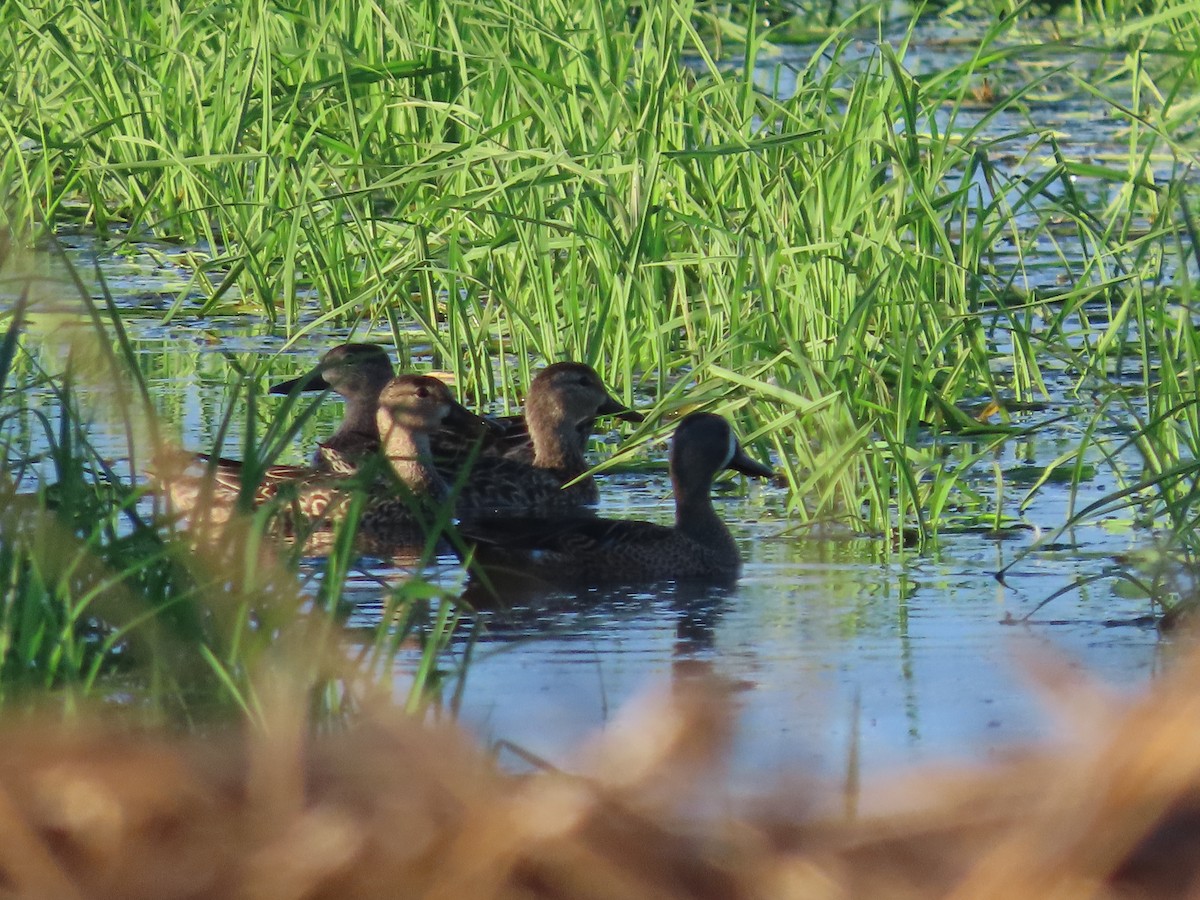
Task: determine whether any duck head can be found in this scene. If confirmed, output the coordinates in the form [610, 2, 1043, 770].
[270, 343, 394, 400]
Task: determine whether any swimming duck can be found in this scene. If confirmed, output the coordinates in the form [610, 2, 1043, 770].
[459, 412, 774, 585]
[163, 375, 484, 544]
[269, 343, 396, 474]
[444, 361, 644, 513]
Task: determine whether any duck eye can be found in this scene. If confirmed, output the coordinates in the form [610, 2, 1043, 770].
[579, 376, 591, 386]
[416, 386, 429, 398]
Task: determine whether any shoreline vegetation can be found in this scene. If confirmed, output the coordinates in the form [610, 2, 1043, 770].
[5, 0, 1200, 542]
[3, 0, 1200, 890]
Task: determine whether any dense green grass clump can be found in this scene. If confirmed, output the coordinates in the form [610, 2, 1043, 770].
[4, 0, 1200, 550]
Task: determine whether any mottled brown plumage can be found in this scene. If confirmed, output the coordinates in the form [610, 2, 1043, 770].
[162, 376, 479, 545]
[274, 349, 643, 492]
[270, 343, 396, 474]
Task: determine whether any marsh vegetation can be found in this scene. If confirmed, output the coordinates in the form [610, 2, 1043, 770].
[0, 0, 1198, 771]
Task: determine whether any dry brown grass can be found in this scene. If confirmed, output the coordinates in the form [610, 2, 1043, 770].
[1, 641, 1200, 900]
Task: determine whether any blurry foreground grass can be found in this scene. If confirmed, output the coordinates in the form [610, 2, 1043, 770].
[0, 239, 461, 718]
[0, 642, 1197, 898]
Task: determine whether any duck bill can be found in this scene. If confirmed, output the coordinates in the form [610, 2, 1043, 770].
[443, 401, 493, 438]
[596, 393, 645, 423]
[727, 445, 775, 480]
[269, 370, 331, 395]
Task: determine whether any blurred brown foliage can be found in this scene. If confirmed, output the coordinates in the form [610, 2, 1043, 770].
[1, 643, 1200, 900]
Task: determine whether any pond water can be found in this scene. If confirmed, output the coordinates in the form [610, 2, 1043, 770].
[348, 487, 1165, 789]
[6, 18, 1188, 784]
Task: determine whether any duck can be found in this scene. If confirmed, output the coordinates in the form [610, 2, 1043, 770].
[458, 412, 774, 586]
[162, 375, 485, 545]
[267, 342, 511, 474]
[443, 361, 644, 513]
[268, 343, 396, 474]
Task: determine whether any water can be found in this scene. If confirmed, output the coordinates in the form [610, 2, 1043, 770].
[354, 476, 1164, 787]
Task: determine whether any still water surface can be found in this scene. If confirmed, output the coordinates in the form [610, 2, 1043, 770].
[358, 485, 1164, 787]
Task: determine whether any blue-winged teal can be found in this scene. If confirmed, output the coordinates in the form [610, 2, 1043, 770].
[445, 361, 644, 512]
[459, 412, 774, 585]
[270, 342, 509, 473]
[163, 375, 484, 544]
[270, 343, 396, 474]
